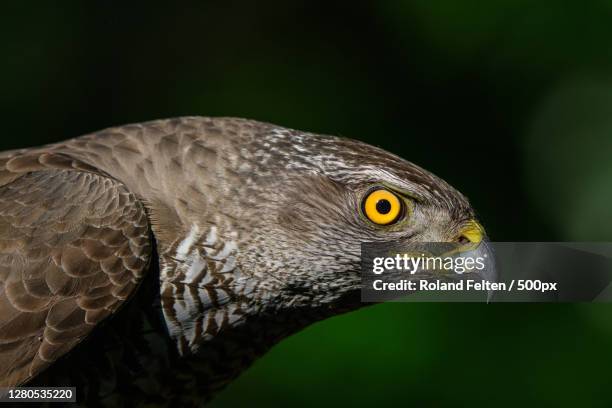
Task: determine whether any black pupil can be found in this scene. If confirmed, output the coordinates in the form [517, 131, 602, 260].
[376, 199, 392, 214]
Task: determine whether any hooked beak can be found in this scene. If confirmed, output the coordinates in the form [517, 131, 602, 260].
[455, 220, 497, 301]
[420, 220, 497, 301]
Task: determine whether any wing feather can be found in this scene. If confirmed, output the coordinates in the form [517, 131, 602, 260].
[0, 154, 151, 387]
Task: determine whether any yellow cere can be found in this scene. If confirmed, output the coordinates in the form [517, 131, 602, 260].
[460, 220, 485, 243]
[363, 189, 402, 225]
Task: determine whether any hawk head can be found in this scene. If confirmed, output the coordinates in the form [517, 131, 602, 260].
[227, 125, 485, 313]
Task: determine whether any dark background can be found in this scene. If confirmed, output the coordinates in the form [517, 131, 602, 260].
[1, 1, 611, 406]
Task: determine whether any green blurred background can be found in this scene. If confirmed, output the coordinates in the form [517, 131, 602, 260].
[1, 1, 611, 406]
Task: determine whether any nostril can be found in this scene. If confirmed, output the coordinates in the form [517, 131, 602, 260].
[457, 235, 471, 245]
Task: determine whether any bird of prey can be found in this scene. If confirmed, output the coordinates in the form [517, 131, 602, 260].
[0, 117, 483, 406]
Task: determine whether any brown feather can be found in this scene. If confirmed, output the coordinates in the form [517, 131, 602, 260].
[0, 159, 151, 387]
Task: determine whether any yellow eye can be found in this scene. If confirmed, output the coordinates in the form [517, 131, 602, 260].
[362, 188, 404, 225]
